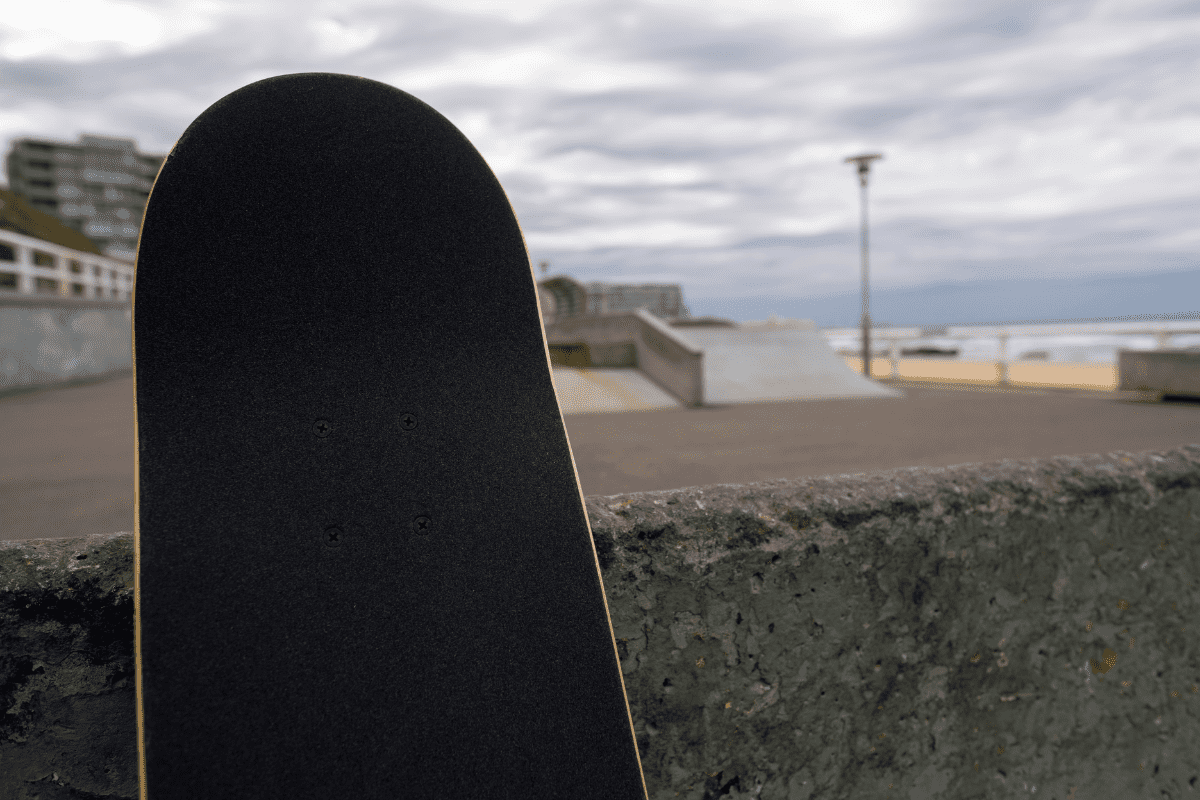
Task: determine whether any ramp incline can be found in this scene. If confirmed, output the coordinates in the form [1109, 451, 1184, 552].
[551, 367, 683, 415]
[672, 327, 902, 404]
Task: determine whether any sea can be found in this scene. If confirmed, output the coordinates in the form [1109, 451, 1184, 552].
[818, 319, 1200, 364]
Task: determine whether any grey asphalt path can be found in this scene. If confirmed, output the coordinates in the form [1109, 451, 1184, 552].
[566, 381, 1200, 496]
[2, 372, 136, 542]
[2, 372, 1198, 540]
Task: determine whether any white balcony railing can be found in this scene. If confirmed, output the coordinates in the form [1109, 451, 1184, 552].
[0, 229, 134, 302]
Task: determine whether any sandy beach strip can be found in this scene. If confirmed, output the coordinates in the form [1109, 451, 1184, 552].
[842, 357, 1118, 390]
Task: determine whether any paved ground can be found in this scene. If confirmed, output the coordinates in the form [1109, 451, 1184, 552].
[2, 371, 1197, 540]
[565, 380, 1200, 495]
[1, 373, 137, 542]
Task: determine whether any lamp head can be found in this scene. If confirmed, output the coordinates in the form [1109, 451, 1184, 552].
[844, 153, 883, 185]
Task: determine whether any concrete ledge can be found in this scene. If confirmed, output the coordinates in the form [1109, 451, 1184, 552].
[0, 295, 131, 311]
[3, 446, 1200, 798]
[1119, 349, 1200, 399]
[0, 533, 137, 798]
[546, 309, 705, 406]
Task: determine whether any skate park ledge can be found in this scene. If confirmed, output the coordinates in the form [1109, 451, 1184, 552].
[3, 444, 1200, 799]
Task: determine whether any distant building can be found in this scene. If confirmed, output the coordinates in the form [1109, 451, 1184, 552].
[0, 188, 133, 301]
[585, 281, 690, 318]
[5, 134, 165, 263]
[538, 275, 691, 325]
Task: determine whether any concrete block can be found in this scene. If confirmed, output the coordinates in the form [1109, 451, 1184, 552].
[0, 533, 136, 798]
[4, 445, 1200, 798]
[1119, 349, 1200, 399]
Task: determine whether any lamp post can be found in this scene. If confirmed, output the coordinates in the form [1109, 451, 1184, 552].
[844, 153, 883, 377]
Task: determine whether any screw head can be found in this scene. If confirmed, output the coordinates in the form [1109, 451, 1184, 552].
[313, 419, 332, 438]
[400, 413, 417, 431]
[412, 515, 431, 534]
[324, 525, 343, 547]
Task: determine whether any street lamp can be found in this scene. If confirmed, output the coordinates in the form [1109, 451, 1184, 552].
[844, 153, 883, 377]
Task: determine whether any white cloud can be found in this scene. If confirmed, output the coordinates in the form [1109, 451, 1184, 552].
[411, 0, 581, 24]
[0, 0, 230, 61]
[792, 0, 924, 36]
[534, 150, 711, 187]
[3, 0, 1200, 319]
[308, 18, 380, 57]
[390, 43, 683, 93]
[649, 0, 923, 37]
[527, 219, 728, 249]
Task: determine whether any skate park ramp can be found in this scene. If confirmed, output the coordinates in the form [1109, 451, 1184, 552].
[551, 367, 683, 415]
[671, 327, 902, 405]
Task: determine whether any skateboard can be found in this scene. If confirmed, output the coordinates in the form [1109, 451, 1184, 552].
[133, 73, 648, 799]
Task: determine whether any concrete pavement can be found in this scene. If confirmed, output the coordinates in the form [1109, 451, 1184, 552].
[1, 372, 135, 542]
[2, 371, 1197, 540]
[563, 380, 1200, 495]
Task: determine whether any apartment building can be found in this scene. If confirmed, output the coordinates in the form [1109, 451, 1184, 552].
[5, 134, 165, 263]
[538, 275, 691, 324]
[585, 281, 690, 317]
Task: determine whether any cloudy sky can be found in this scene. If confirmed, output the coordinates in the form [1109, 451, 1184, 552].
[3, 0, 1199, 324]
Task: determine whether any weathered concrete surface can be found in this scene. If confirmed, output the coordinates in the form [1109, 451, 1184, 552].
[593, 444, 1200, 800]
[3, 445, 1200, 799]
[0, 533, 136, 799]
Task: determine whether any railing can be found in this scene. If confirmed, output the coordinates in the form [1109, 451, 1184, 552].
[824, 323, 1200, 386]
[0, 229, 133, 303]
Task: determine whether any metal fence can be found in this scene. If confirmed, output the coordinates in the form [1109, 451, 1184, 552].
[822, 322, 1200, 385]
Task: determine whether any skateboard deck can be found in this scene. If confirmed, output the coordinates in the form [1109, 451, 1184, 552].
[133, 73, 648, 799]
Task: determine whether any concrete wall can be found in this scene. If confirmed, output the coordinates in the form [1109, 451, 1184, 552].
[546, 309, 704, 406]
[3, 444, 1199, 799]
[548, 341, 637, 368]
[1119, 349, 1200, 399]
[0, 297, 131, 393]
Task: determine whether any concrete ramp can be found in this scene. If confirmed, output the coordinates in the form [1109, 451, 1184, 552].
[672, 327, 902, 404]
[552, 367, 683, 415]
